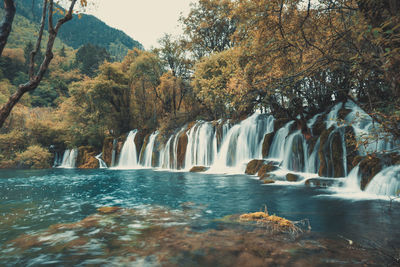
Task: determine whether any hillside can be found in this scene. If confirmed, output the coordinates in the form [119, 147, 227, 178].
[4, 0, 143, 60]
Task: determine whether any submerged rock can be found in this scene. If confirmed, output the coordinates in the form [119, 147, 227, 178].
[189, 166, 209, 172]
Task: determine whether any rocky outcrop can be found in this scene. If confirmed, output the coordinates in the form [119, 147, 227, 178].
[139, 134, 150, 165]
[77, 146, 99, 169]
[245, 159, 266, 175]
[176, 132, 188, 170]
[262, 132, 275, 158]
[102, 137, 114, 167]
[189, 166, 209, 172]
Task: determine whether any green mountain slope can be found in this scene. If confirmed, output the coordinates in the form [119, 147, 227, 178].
[2, 0, 143, 60]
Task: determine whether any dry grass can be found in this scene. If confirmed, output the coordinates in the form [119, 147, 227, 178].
[239, 206, 310, 236]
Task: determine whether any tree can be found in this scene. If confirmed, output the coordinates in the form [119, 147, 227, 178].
[180, 0, 238, 59]
[75, 43, 111, 77]
[0, 0, 83, 128]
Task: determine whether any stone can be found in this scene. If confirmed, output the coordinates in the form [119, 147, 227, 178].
[245, 160, 266, 175]
[274, 118, 291, 132]
[286, 173, 300, 182]
[257, 163, 278, 178]
[262, 132, 275, 158]
[102, 137, 114, 167]
[176, 132, 188, 170]
[263, 179, 275, 184]
[189, 166, 209, 172]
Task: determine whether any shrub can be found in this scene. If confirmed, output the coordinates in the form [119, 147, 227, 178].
[15, 145, 52, 169]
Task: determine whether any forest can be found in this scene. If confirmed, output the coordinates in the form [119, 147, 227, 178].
[0, 0, 399, 169]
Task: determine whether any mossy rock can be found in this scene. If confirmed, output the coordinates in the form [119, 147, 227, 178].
[102, 137, 114, 167]
[176, 132, 188, 170]
[245, 159, 266, 175]
[262, 132, 275, 158]
[286, 173, 300, 182]
[134, 130, 150, 157]
[257, 163, 278, 178]
[274, 118, 291, 132]
[189, 166, 209, 172]
[77, 146, 99, 169]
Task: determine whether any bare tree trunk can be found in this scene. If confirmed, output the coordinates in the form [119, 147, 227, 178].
[0, 0, 78, 128]
[0, 0, 16, 56]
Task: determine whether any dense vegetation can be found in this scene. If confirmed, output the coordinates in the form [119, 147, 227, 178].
[1, 0, 399, 168]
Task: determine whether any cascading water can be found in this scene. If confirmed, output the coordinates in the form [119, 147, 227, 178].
[184, 121, 216, 169]
[268, 121, 294, 161]
[281, 131, 308, 172]
[59, 149, 78, 168]
[141, 131, 159, 167]
[95, 153, 108, 169]
[365, 165, 400, 196]
[211, 113, 274, 172]
[116, 130, 139, 169]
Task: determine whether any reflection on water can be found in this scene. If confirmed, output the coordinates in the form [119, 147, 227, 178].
[0, 169, 400, 265]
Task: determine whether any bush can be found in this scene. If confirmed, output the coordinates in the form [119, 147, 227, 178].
[15, 145, 52, 169]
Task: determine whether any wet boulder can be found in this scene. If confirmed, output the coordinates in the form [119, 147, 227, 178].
[245, 160, 266, 175]
[262, 132, 275, 158]
[189, 166, 209, 173]
[318, 127, 345, 177]
[274, 119, 291, 132]
[102, 137, 114, 167]
[257, 162, 279, 178]
[286, 173, 300, 182]
[176, 131, 188, 170]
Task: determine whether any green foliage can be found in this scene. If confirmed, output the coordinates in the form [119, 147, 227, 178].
[75, 44, 111, 77]
[15, 145, 52, 169]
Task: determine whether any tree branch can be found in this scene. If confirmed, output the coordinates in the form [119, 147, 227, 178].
[0, 0, 16, 56]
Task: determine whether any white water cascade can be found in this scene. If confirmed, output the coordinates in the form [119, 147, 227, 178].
[116, 130, 139, 169]
[184, 121, 217, 169]
[365, 165, 400, 196]
[140, 131, 159, 167]
[211, 113, 274, 172]
[95, 153, 108, 169]
[59, 149, 78, 168]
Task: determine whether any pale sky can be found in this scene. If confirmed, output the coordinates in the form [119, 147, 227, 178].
[84, 0, 197, 50]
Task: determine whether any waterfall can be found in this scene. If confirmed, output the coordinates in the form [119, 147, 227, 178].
[211, 113, 274, 172]
[116, 130, 139, 169]
[95, 153, 108, 169]
[141, 131, 159, 167]
[344, 165, 361, 191]
[52, 151, 63, 167]
[365, 165, 400, 196]
[59, 149, 78, 168]
[306, 137, 320, 173]
[159, 136, 173, 169]
[268, 121, 294, 161]
[184, 121, 216, 169]
[344, 100, 395, 154]
[281, 131, 308, 172]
